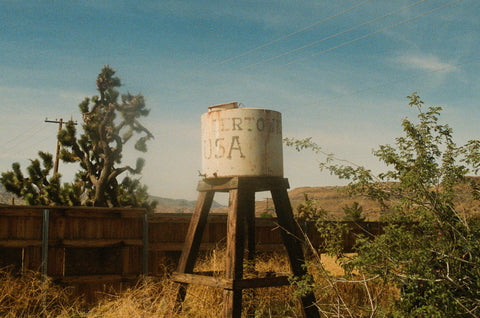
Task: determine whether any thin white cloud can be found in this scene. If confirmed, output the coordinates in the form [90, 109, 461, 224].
[394, 53, 455, 73]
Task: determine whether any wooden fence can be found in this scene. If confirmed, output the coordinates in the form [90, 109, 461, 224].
[0, 205, 384, 298]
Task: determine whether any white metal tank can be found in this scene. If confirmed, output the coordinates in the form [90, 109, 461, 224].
[201, 102, 283, 178]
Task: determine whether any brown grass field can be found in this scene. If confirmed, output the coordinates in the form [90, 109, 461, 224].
[0, 249, 399, 317]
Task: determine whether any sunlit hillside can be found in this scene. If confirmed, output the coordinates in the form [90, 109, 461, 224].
[3, 178, 480, 220]
[256, 176, 480, 221]
[255, 185, 384, 220]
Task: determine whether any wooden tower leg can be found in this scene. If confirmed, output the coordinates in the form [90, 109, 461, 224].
[244, 188, 256, 317]
[245, 188, 256, 268]
[169, 177, 319, 318]
[168, 191, 214, 315]
[271, 188, 320, 318]
[223, 187, 254, 318]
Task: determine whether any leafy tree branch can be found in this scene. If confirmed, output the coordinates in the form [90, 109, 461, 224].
[287, 93, 480, 316]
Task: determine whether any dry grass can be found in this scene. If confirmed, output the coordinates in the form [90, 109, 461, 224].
[305, 260, 399, 317]
[85, 278, 172, 318]
[0, 251, 399, 317]
[169, 250, 300, 317]
[0, 267, 83, 317]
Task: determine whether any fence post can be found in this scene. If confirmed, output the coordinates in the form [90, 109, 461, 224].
[143, 212, 149, 276]
[41, 209, 49, 279]
[41, 208, 50, 315]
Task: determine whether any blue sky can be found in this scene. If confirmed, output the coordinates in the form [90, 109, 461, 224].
[1, 0, 479, 201]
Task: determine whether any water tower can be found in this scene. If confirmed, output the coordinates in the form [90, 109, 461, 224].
[201, 102, 283, 178]
[170, 103, 319, 318]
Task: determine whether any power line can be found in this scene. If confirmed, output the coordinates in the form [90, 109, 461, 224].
[214, 0, 375, 67]
[185, 0, 432, 93]
[0, 119, 77, 173]
[259, 0, 464, 77]
[0, 124, 46, 153]
[318, 56, 480, 104]
[172, 0, 374, 94]
[4, 134, 52, 162]
[236, 0, 431, 73]
[198, 0, 464, 94]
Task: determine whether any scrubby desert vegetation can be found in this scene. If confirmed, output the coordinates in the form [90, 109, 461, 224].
[0, 249, 400, 317]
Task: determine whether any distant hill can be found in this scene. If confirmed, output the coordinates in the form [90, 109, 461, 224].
[0, 183, 23, 205]
[150, 195, 224, 213]
[254, 186, 384, 220]
[3, 179, 479, 219]
[0, 184, 224, 211]
[255, 177, 480, 221]
[151, 186, 385, 217]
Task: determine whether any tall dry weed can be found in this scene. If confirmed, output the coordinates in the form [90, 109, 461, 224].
[86, 277, 172, 318]
[0, 267, 83, 317]
[302, 253, 400, 317]
[0, 250, 399, 317]
[166, 250, 299, 317]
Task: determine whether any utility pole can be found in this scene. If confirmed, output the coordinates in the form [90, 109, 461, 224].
[45, 118, 77, 174]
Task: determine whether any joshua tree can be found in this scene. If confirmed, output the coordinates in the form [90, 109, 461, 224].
[58, 66, 154, 207]
[1, 66, 156, 210]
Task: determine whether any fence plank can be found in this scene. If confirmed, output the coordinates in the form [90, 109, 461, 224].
[0, 205, 387, 300]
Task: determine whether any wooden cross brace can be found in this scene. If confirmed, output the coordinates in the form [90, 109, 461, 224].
[168, 176, 319, 318]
